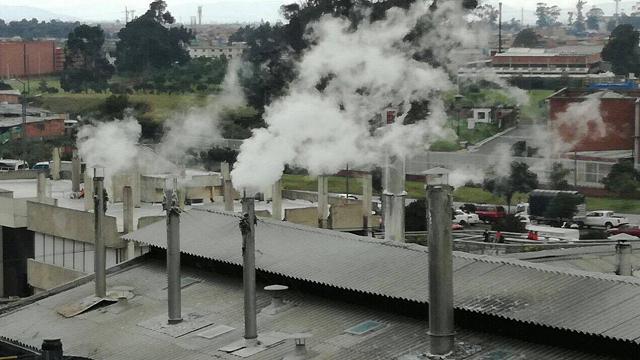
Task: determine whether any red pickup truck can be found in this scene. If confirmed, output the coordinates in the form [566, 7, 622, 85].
[475, 205, 506, 223]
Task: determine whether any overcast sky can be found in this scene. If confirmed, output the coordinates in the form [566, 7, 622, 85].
[0, 1, 626, 23]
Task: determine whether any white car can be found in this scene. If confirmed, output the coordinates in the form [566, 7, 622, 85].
[573, 210, 628, 229]
[454, 209, 480, 226]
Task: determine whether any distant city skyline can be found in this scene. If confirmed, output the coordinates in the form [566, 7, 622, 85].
[0, 1, 635, 23]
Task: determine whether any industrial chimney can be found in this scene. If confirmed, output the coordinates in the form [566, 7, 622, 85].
[382, 109, 406, 242]
[240, 195, 258, 346]
[616, 240, 633, 276]
[40, 339, 63, 360]
[165, 177, 182, 324]
[93, 167, 106, 298]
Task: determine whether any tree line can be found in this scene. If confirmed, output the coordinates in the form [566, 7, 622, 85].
[0, 18, 81, 39]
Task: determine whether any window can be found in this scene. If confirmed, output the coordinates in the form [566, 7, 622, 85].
[477, 111, 486, 120]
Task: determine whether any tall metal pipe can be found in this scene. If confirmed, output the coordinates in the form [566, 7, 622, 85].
[634, 99, 640, 170]
[498, 2, 503, 53]
[222, 162, 234, 211]
[383, 152, 406, 242]
[240, 196, 257, 344]
[71, 150, 81, 193]
[93, 171, 106, 298]
[272, 179, 282, 220]
[616, 240, 633, 276]
[317, 175, 329, 228]
[362, 173, 373, 234]
[427, 185, 455, 356]
[165, 181, 182, 324]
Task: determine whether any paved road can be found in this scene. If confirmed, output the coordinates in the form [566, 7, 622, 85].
[472, 124, 543, 155]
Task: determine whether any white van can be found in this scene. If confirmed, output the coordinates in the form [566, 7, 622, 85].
[0, 159, 29, 171]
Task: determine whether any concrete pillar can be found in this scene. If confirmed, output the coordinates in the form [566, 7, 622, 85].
[130, 171, 141, 208]
[222, 162, 234, 212]
[165, 185, 182, 324]
[71, 151, 81, 193]
[616, 240, 633, 276]
[272, 179, 282, 220]
[362, 174, 372, 233]
[94, 175, 106, 298]
[317, 175, 329, 228]
[84, 170, 94, 211]
[427, 185, 455, 356]
[37, 171, 47, 202]
[51, 147, 61, 180]
[241, 197, 257, 345]
[635, 99, 640, 170]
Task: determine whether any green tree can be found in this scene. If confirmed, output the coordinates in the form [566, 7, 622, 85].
[536, 2, 561, 28]
[573, 0, 586, 33]
[602, 159, 640, 195]
[115, 0, 193, 74]
[602, 24, 640, 76]
[485, 162, 539, 212]
[586, 7, 604, 30]
[60, 24, 114, 93]
[512, 28, 541, 47]
[549, 162, 572, 190]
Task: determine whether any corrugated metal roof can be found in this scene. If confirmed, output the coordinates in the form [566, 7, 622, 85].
[123, 208, 640, 345]
[0, 261, 614, 360]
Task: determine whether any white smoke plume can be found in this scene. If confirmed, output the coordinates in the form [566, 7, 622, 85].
[232, 1, 491, 192]
[158, 60, 245, 164]
[534, 97, 605, 159]
[77, 117, 142, 177]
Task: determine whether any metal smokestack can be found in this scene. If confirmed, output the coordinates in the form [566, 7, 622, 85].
[616, 240, 633, 276]
[222, 162, 234, 211]
[71, 150, 81, 193]
[165, 178, 182, 324]
[93, 168, 106, 298]
[41, 339, 63, 360]
[634, 99, 639, 170]
[272, 179, 283, 220]
[240, 196, 258, 346]
[426, 180, 455, 356]
[383, 109, 406, 242]
[362, 173, 373, 234]
[317, 175, 329, 228]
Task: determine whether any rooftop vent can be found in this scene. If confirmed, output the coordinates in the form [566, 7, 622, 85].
[262, 285, 292, 315]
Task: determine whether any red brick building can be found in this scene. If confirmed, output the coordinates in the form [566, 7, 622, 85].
[0, 41, 64, 77]
[24, 117, 65, 139]
[488, 46, 604, 78]
[0, 90, 21, 104]
[547, 89, 638, 152]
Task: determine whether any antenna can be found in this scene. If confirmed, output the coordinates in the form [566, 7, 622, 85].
[124, 6, 129, 23]
[130, 10, 136, 20]
[498, 2, 502, 53]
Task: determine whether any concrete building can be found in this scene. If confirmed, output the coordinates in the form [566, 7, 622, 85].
[460, 45, 606, 79]
[0, 41, 63, 78]
[188, 42, 248, 60]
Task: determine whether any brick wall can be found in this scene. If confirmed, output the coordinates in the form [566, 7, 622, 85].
[24, 118, 65, 139]
[549, 98, 635, 152]
[0, 94, 19, 104]
[0, 41, 57, 77]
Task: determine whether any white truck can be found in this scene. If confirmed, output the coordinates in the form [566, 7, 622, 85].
[573, 210, 628, 229]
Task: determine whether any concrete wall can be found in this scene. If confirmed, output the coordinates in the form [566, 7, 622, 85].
[0, 170, 40, 180]
[137, 216, 165, 229]
[282, 189, 344, 205]
[329, 202, 364, 230]
[27, 259, 85, 292]
[27, 201, 122, 248]
[139, 174, 222, 204]
[284, 207, 318, 227]
[0, 196, 54, 228]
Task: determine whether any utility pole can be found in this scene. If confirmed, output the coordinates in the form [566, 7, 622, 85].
[93, 168, 106, 298]
[240, 195, 258, 346]
[165, 178, 182, 324]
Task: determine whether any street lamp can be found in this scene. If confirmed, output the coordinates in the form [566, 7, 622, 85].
[454, 93, 464, 137]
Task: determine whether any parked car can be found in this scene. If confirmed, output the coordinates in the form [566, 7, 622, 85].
[573, 210, 628, 229]
[32, 161, 50, 170]
[453, 209, 480, 226]
[607, 224, 640, 237]
[475, 204, 506, 223]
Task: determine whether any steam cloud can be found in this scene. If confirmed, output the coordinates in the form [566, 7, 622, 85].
[232, 1, 489, 192]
